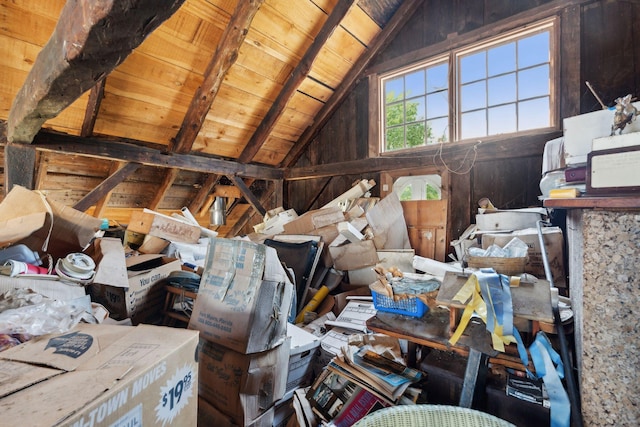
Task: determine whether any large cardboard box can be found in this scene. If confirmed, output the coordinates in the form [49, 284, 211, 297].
[89, 247, 182, 324]
[0, 185, 103, 259]
[481, 226, 566, 287]
[0, 323, 199, 426]
[198, 397, 275, 427]
[198, 338, 289, 426]
[189, 238, 293, 354]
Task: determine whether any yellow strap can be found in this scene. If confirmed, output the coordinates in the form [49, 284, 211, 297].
[449, 273, 518, 352]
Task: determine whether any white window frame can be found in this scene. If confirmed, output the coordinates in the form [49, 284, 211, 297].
[377, 18, 558, 154]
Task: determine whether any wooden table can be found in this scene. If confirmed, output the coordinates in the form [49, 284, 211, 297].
[435, 271, 554, 335]
[367, 272, 554, 409]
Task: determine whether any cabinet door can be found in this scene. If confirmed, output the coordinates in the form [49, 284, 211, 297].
[402, 200, 448, 262]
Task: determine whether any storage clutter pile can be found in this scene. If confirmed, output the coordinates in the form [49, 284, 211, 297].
[0, 179, 569, 426]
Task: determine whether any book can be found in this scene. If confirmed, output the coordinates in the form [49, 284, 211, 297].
[338, 345, 423, 401]
[307, 368, 390, 426]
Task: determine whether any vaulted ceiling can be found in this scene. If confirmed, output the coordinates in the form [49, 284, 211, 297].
[0, 0, 419, 235]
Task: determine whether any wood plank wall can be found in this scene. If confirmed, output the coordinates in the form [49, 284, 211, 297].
[287, 0, 640, 260]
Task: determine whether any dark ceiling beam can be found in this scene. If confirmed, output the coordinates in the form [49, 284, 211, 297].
[74, 162, 142, 212]
[286, 132, 557, 180]
[149, 168, 180, 210]
[80, 78, 106, 137]
[169, 0, 265, 154]
[4, 142, 36, 192]
[280, 0, 425, 168]
[228, 175, 266, 217]
[188, 173, 219, 215]
[28, 131, 283, 180]
[236, 0, 357, 164]
[93, 160, 125, 218]
[7, 0, 185, 144]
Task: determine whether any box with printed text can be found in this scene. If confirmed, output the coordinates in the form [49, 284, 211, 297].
[0, 323, 199, 426]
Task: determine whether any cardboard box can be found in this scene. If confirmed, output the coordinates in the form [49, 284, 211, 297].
[89, 249, 182, 324]
[198, 397, 275, 427]
[189, 238, 293, 354]
[0, 323, 199, 426]
[481, 226, 566, 287]
[329, 240, 379, 271]
[347, 249, 415, 285]
[0, 185, 103, 259]
[282, 206, 344, 235]
[127, 209, 201, 244]
[285, 323, 320, 399]
[198, 338, 289, 426]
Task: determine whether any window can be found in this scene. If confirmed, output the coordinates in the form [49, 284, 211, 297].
[380, 19, 555, 153]
[392, 174, 442, 201]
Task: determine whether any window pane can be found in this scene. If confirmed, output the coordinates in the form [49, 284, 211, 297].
[386, 102, 404, 126]
[488, 74, 516, 106]
[385, 77, 403, 103]
[518, 65, 549, 99]
[386, 126, 405, 150]
[460, 51, 486, 83]
[518, 32, 549, 68]
[407, 122, 426, 147]
[488, 43, 516, 76]
[518, 97, 550, 130]
[405, 70, 425, 96]
[426, 91, 448, 117]
[488, 104, 517, 135]
[427, 63, 448, 93]
[406, 97, 425, 121]
[460, 110, 486, 139]
[461, 81, 486, 112]
[427, 117, 449, 144]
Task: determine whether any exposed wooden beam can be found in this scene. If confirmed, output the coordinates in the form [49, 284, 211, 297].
[213, 184, 243, 199]
[7, 0, 186, 144]
[169, 0, 265, 154]
[4, 142, 36, 192]
[188, 174, 218, 215]
[286, 132, 557, 180]
[29, 131, 283, 180]
[228, 175, 266, 217]
[74, 162, 142, 212]
[149, 168, 180, 210]
[80, 78, 106, 137]
[280, 0, 425, 168]
[236, 0, 357, 163]
[93, 161, 125, 218]
[228, 183, 275, 237]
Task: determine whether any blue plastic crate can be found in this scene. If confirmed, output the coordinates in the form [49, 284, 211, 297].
[372, 291, 429, 318]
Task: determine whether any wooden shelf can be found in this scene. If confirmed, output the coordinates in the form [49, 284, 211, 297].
[543, 196, 640, 209]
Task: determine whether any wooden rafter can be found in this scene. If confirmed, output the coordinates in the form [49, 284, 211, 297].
[80, 78, 106, 137]
[228, 175, 266, 217]
[149, 168, 180, 210]
[73, 162, 142, 212]
[7, 0, 186, 144]
[169, 0, 265, 154]
[280, 0, 425, 168]
[93, 160, 126, 218]
[30, 131, 283, 180]
[236, 0, 358, 164]
[228, 182, 275, 237]
[188, 173, 219, 214]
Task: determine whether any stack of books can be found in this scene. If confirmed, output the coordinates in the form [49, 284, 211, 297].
[306, 339, 425, 427]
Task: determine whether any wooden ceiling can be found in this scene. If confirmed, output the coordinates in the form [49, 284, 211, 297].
[0, 0, 418, 235]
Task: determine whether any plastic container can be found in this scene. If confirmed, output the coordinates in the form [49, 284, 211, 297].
[0, 244, 41, 266]
[372, 291, 429, 318]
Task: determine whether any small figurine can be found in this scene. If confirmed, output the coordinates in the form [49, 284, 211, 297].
[611, 94, 638, 135]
